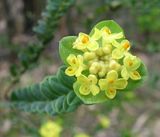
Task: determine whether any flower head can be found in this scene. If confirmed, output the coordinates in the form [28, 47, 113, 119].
[62, 20, 146, 103]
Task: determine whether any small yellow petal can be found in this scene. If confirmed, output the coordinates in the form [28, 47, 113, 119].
[75, 67, 84, 77]
[105, 32, 124, 43]
[115, 79, 128, 89]
[77, 75, 89, 84]
[129, 71, 141, 80]
[106, 70, 118, 83]
[105, 88, 116, 99]
[73, 42, 86, 50]
[112, 49, 124, 59]
[88, 74, 97, 84]
[99, 79, 108, 90]
[110, 32, 124, 40]
[77, 55, 84, 65]
[121, 67, 129, 80]
[79, 84, 90, 95]
[111, 40, 121, 47]
[91, 28, 101, 40]
[90, 85, 100, 96]
[101, 27, 111, 35]
[67, 54, 78, 66]
[65, 66, 76, 76]
[87, 40, 99, 51]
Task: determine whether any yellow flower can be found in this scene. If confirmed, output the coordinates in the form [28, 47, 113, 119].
[74, 133, 90, 137]
[65, 54, 85, 77]
[39, 121, 62, 137]
[112, 40, 131, 59]
[73, 32, 99, 51]
[121, 54, 141, 80]
[77, 74, 100, 96]
[90, 27, 102, 40]
[101, 27, 124, 47]
[99, 70, 128, 99]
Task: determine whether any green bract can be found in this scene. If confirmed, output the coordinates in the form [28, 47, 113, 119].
[59, 20, 147, 104]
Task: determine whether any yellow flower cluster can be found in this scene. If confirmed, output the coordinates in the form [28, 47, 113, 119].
[65, 27, 141, 99]
[39, 121, 62, 137]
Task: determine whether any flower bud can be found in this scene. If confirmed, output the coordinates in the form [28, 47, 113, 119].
[84, 52, 96, 61]
[109, 60, 121, 71]
[95, 48, 104, 57]
[88, 58, 98, 66]
[98, 71, 106, 78]
[103, 55, 110, 62]
[98, 70, 106, 78]
[102, 45, 112, 54]
[98, 63, 107, 78]
[88, 74, 97, 84]
[89, 62, 100, 74]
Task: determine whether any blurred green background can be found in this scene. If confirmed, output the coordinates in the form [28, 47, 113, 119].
[0, 0, 160, 137]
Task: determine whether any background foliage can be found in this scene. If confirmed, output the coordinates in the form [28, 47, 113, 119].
[0, 0, 160, 137]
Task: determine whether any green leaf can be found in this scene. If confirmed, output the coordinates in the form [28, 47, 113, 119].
[90, 20, 124, 36]
[11, 66, 76, 102]
[10, 66, 82, 115]
[59, 36, 83, 64]
[11, 91, 81, 115]
[11, 84, 48, 101]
